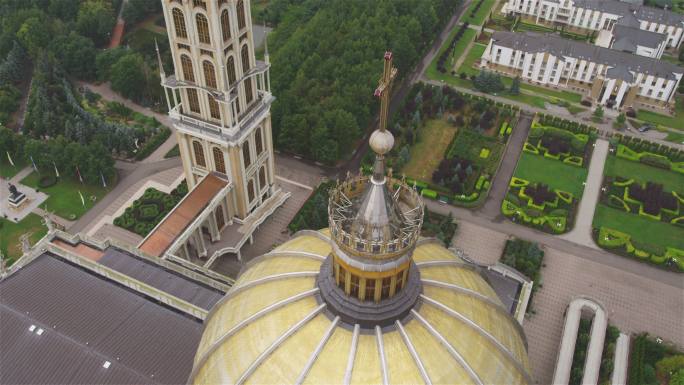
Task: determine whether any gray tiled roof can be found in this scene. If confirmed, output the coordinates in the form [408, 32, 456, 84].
[613, 24, 666, 49]
[491, 31, 683, 80]
[0, 253, 203, 384]
[99, 247, 224, 310]
[574, 0, 684, 26]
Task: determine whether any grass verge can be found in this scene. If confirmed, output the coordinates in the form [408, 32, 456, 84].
[0, 214, 47, 264]
[20, 172, 114, 220]
[513, 152, 588, 196]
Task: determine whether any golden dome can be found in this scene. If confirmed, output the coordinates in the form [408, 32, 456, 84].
[189, 230, 531, 385]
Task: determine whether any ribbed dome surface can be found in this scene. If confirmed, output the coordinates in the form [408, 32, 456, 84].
[189, 230, 531, 385]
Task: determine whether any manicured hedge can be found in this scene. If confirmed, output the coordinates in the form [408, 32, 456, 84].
[595, 227, 684, 271]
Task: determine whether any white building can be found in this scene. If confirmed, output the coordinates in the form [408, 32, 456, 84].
[595, 23, 667, 59]
[502, 0, 684, 49]
[481, 31, 684, 111]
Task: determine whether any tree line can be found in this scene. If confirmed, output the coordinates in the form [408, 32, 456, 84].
[266, 0, 461, 164]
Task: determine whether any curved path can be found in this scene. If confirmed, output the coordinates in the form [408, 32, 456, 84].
[552, 297, 607, 385]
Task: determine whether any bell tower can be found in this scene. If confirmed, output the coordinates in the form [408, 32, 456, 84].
[159, 0, 275, 221]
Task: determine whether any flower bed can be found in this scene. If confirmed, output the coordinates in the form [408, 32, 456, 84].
[288, 180, 335, 233]
[503, 116, 594, 233]
[502, 178, 573, 234]
[594, 137, 684, 271]
[114, 182, 188, 237]
[390, 84, 518, 208]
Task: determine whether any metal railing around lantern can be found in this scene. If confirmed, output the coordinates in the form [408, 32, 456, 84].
[328, 175, 425, 260]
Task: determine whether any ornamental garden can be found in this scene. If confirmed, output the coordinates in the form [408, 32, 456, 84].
[388, 83, 519, 208]
[114, 182, 188, 237]
[593, 135, 684, 272]
[502, 114, 597, 233]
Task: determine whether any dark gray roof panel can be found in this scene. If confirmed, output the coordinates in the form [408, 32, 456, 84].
[491, 31, 684, 80]
[574, 0, 684, 26]
[0, 253, 202, 385]
[99, 247, 224, 310]
[614, 24, 666, 49]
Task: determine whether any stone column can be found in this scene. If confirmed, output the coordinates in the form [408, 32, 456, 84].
[182, 242, 190, 260]
[614, 81, 630, 109]
[599, 78, 616, 105]
[194, 228, 207, 258]
[209, 215, 220, 242]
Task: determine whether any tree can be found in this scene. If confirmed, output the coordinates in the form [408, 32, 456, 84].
[52, 32, 97, 79]
[76, 0, 116, 46]
[615, 112, 626, 129]
[510, 76, 520, 95]
[16, 16, 51, 56]
[0, 85, 21, 125]
[110, 53, 146, 100]
[593, 105, 604, 121]
[122, 0, 162, 24]
[95, 47, 127, 81]
[0, 42, 28, 86]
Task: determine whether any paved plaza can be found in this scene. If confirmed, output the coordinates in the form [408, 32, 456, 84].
[450, 220, 509, 265]
[524, 247, 684, 384]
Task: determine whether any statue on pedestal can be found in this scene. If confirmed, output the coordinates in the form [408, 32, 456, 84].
[8, 183, 27, 208]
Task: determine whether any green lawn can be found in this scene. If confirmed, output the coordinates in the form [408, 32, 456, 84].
[0, 214, 47, 264]
[665, 131, 684, 144]
[513, 152, 588, 196]
[593, 204, 684, 250]
[603, 156, 684, 193]
[403, 118, 458, 181]
[463, 0, 497, 25]
[1, 160, 27, 179]
[636, 97, 684, 131]
[426, 28, 476, 80]
[20, 172, 114, 220]
[457, 43, 487, 76]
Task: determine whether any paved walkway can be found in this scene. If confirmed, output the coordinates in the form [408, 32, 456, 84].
[424, 198, 683, 288]
[552, 297, 607, 385]
[561, 138, 609, 247]
[481, 112, 532, 217]
[108, 0, 128, 49]
[450, 221, 509, 265]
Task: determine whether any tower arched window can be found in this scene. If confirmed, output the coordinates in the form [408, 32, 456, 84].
[221, 9, 231, 41]
[203, 60, 217, 88]
[181, 55, 195, 82]
[247, 179, 255, 203]
[196, 14, 211, 44]
[192, 140, 206, 167]
[242, 141, 251, 168]
[208, 96, 221, 119]
[187, 88, 201, 113]
[241, 45, 253, 103]
[172, 8, 187, 39]
[258, 166, 266, 189]
[237, 0, 246, 30]
[255, 127, 263, 155]
[226, 56, 236, 85]
[213, 147, 226, 174]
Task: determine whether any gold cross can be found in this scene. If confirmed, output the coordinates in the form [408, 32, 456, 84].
[374, 52, 397, 133]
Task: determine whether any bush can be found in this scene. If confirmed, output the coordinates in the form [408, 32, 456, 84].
[135, 127, 171, 160]
[288, 181, 335, 233]
[38, 175, 58, 188]
[640, 153, 671, 170]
